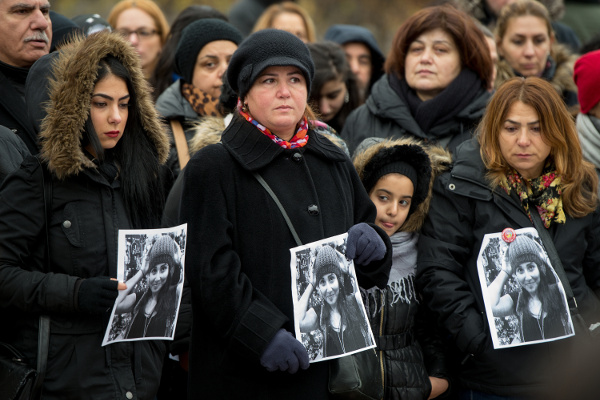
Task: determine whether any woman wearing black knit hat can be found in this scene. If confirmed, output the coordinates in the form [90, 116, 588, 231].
[155, 18, 243, 184]
[180, 28, 393, 399]
[116, 234, 183, 339]
[298, 245, 373, 358]
[488, 234, 572, 343]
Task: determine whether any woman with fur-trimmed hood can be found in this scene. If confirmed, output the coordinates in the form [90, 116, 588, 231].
[0, 31, 169, 399]
[353, 137, 453, 400]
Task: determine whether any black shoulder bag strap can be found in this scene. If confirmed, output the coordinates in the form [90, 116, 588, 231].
[251, 172, 303, 247]
[530, 209, 590, 335]
[32, 157, 52, 399]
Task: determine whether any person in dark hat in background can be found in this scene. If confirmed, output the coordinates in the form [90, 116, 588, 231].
[324, 24, 385, 103]
[116, 234, 183, 339]
[49, 10, 78, 52]
[155, 18, 243, 186]
[353, 137, 452, 399]
[71, 13, 112, 37]
[150, 5, 228, 101]
[180, 28, 392, 399]
[573, 49, 600, 190]
[488, 234, 572, 343]
[298, 244, 372, 358]
[0, 0, 52, 155]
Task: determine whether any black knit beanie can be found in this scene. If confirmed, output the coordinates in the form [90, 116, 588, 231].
[227, 29, 315, 100]
[175, 18, 243, 84]
[506, 234, 547, 275]
[314, 245, 342, 286]
[149, 235, 177, 272]
[361, 142, 432, 213]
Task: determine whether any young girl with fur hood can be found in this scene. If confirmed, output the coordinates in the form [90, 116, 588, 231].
[0, 31, 169, 399]
[353, 137, 452, 400]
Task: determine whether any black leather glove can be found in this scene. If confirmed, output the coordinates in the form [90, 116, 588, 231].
[260, 329, 309, 374]
[346, 223, 386, 265]
[77, 276, 119, 314]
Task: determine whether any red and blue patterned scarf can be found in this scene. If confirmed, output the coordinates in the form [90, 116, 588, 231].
[238, 100, 309, 149]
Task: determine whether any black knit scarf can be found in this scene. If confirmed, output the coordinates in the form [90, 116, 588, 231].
[390, 68, 483, 134]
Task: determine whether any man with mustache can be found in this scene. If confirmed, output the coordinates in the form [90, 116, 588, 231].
[0, 0, 51, 154]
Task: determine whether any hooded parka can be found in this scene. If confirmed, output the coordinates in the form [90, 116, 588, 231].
[416, 138, 600, 397]
[353, 138, 453, 399]
[180, 114, 392, 399]
[0, 32, 169, 400]
[341, 75, 491, 156]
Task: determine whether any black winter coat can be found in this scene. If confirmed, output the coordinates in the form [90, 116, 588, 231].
[180, 116, 392, 399]
[341, 75, 491, 156]
[0, 32, 170, 400]
[0, 157, 166, 400]
[416, 139, 600, 397]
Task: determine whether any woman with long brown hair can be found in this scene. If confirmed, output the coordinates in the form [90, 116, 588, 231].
[417, 76, 600, 399]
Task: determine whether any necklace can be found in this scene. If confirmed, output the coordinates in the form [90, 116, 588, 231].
[143, 312, 155, 337]
[536, 306, 545, 340]
[336, 327, 346, 353]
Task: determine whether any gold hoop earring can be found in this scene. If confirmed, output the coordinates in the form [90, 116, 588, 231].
[242, 103, 249, 113]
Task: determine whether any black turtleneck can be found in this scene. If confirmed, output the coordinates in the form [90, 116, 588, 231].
[0, 60, 29, 100]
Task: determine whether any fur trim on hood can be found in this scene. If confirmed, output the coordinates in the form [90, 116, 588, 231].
[495, 43, 577, 96]
[40, 31, 169, 179]
[353, 137, 452, 233]
[188, 116, 227, 156]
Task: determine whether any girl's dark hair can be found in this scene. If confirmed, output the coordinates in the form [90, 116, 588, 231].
[307, 41, 362, 133]
[85, 55, 164, 229]
[150, 5, 228, 100]
[514, 260, 566, 328]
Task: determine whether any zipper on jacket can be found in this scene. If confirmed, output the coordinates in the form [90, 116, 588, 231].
[379, 291, 385, 395]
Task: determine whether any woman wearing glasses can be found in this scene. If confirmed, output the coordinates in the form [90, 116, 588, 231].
[108, 0, 169, 81]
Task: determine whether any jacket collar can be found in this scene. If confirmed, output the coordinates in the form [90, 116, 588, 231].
[449, 138, 532, 226]
[366, 75, 490, 139]
[221, 115, 348, 171]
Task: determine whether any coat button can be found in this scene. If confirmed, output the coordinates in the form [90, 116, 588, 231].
[63, 220, 72, 228]
[307, 204, 319, 215]
[448, 183, 456, 191]
[125, 391, 133, 399]
[292, 152, 303, 162]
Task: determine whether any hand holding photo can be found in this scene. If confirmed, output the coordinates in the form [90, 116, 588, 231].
[290, 233, 376, 362]
[102, 224, 187, 346]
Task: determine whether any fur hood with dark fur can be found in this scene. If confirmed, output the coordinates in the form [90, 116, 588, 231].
[495, 43, 577, 96]
[39, 31, 169, 179]
[353, 137, 452, 233]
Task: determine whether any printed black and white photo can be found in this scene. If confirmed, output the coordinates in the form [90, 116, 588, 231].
[102, 224, 187, 345]
[477, 227, 574, 349]
[290, 233, 376, 362]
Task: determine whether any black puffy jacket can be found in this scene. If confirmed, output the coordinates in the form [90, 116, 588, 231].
[416, 138, 600, 397]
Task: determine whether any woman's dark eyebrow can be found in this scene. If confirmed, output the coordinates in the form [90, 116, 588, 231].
[92, 93, 131, 101]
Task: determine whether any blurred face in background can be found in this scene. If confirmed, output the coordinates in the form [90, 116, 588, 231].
[343, 42, 372, 94]
[115, 7, 162, 77]
[498, 15, 553, 78]
[404, 28, 461, 101]
[0, 0, 51, 68]
[192, 40, 238, 99]
[316, 77, 347, 122]
[271, 11, 308, 43]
